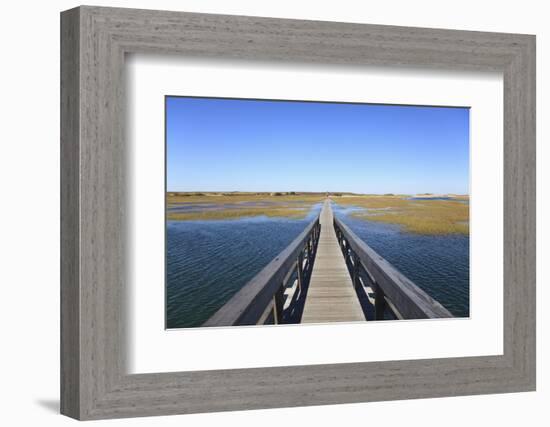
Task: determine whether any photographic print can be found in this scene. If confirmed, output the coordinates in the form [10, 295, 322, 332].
[166, 96, 469, 329]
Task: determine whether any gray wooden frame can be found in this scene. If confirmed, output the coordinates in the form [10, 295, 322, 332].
[60, 5, 536, 420]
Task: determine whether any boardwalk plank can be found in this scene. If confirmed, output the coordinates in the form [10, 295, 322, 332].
[301, 200, 366, 323]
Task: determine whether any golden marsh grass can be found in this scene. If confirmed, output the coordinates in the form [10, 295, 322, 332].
[334, 195, 469, 235]
[167, 192, 325, 205]
[166, 192, 324, 220]
[166, 193, 469, 234]
[167, 207, 311, 221]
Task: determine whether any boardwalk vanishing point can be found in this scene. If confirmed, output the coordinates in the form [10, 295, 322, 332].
[204, 198, 452, 327]
[301, 201, 365, 323]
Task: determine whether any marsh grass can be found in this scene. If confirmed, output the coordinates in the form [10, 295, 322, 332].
[166, 193, 469, 232]
[167, 207, 311, 221]
[167, 192, 325, 205]
[334, 195, 469, 235]
[166, 192, 324, 220]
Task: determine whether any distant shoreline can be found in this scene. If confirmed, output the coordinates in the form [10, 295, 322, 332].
[166, 192, 469, 235]
[167, 191, 470, 198]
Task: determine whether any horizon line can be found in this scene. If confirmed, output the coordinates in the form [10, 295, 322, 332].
[166, 190, 470, 195]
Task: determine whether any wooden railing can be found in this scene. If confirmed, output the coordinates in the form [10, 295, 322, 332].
[333, 217, 453, 320]
[203, 216, 321, 327]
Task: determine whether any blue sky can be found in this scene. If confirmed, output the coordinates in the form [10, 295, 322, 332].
[166, 96, 469, 194]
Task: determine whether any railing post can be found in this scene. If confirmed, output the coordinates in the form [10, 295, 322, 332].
[311, 224, 317, 243]
[296, 252, 304, 294]
[317, 222, 320, 241]
[374, 282, 386, 320]
[314, 222, 319, 244]
[273, 285, 285, 324]
[352, 252, 360, 290]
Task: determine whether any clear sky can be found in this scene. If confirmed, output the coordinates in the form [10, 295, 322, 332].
[166, 96, 469, 194]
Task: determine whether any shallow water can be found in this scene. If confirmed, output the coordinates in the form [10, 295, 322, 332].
[166, 201, 469, 328]
[166, 204, 322, 328]
[332, 203, 469, 317]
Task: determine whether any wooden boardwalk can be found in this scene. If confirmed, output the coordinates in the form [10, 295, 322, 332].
[204, 198, 452, 327]
[301, 200, 366, 323]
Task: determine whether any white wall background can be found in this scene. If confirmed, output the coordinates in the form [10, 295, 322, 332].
[0, 0, 546, 425]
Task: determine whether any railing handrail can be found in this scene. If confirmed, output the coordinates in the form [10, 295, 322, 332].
[203, 215, 321, 326]
[334, 216, 453, 319]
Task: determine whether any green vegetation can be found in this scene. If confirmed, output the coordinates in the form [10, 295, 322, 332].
[335, 195, 469, 235]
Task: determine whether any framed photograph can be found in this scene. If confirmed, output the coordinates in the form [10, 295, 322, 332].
[61, 6, 535, 420]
